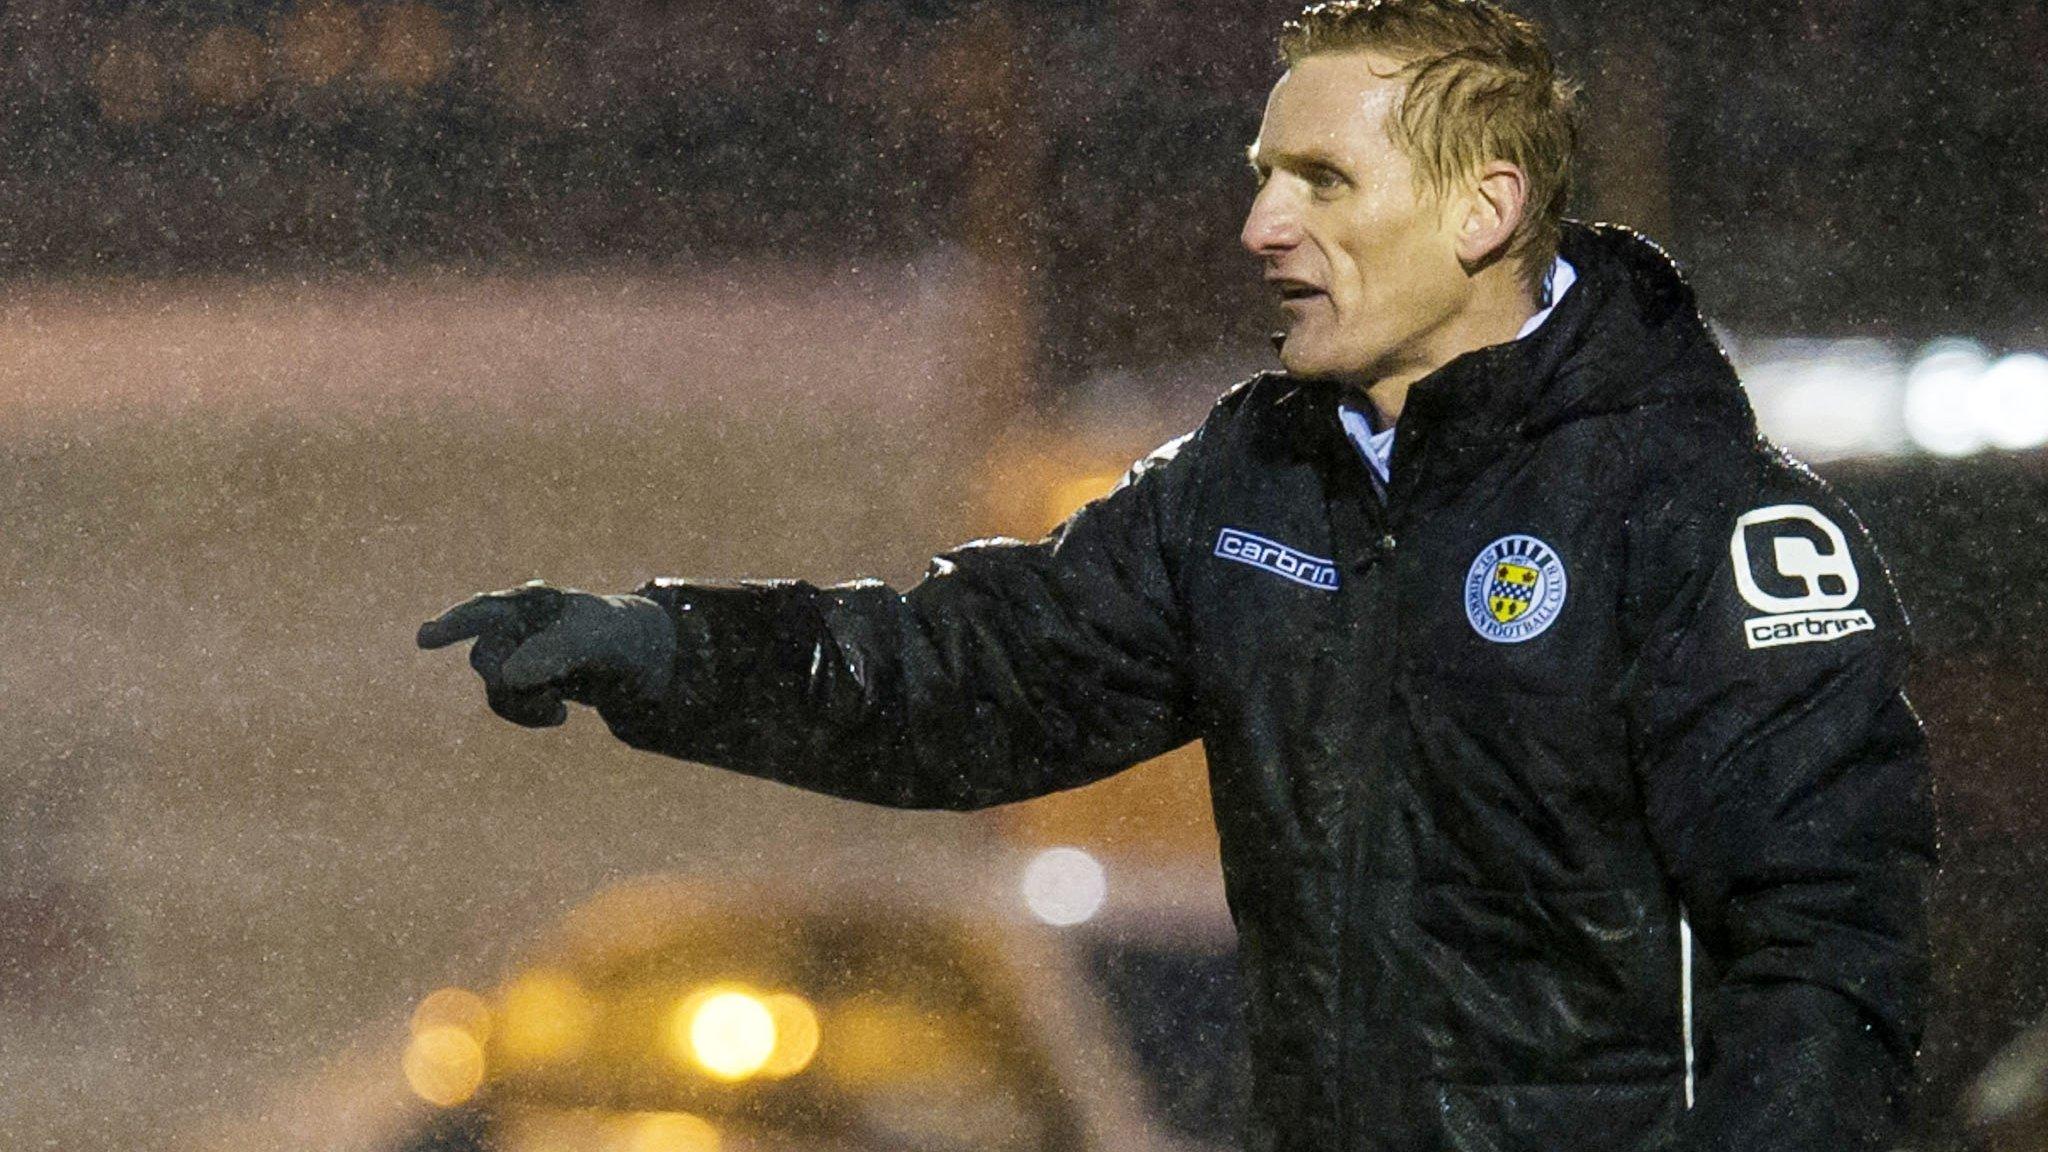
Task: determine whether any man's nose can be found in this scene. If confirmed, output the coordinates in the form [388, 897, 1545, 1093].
[1241, 183, 1301, 257]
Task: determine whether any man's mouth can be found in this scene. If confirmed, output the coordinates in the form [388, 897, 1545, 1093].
[1268, 278, 1327, 304]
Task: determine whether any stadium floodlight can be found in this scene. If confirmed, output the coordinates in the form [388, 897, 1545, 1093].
[1739, 337, 1904, 460]
[1978, 352, 2048, 452]
[1902, 338, 1994, 457]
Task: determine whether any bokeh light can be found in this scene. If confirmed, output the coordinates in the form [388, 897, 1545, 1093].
[626, 1110, 722, 1152]
[1021, 846, 1108, 926]
[822, 997, 960, 1086]
[402, 1025, 486, 1107]
[1047, 471, 1126, 526]
[370, 3, 451, 90]
[1899, 340, 2048, 458]
[187, 27, 268, 107]
[90, 39, 167, 124]
[668, 986, 777, 1081]
[1903, 338, 1993, 457]
[1979, 352, 2048, 452]
[274, 0, 363, 87]
[496, 970, 595, 1065]
[411, 986, 492, 1044]
[759, 993, 823, 1078]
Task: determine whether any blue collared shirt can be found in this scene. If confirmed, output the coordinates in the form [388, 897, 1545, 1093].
[1339, 255, 1578, 497]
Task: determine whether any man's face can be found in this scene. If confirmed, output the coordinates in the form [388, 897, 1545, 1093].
[1242, 52, 1471, 387]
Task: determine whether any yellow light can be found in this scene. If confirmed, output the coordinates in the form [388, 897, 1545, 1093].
[822, 998, 957, 1086]
[496, 970, 594, 1066]
[402, 1025, 485, 1107]
[667, 986, 776, 1081]
[625, 1111, 721, 1152]
[411, 986, 492, 1044]
[759, 994, 821, 1079]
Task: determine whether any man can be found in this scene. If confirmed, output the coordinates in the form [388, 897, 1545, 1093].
[419, 2, 1935, 1150]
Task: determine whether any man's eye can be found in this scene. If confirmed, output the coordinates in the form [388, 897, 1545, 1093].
[1308, 168, 1346, 193]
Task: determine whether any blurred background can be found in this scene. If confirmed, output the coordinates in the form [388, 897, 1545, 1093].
[0, 0, 2044, 1149]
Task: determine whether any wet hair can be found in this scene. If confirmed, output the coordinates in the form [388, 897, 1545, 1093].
[1279, 0, 1583, 301]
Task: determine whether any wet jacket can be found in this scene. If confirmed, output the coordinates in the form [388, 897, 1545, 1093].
[597, 221, 1936, 1152]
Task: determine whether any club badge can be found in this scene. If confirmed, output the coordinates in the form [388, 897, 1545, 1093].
[1464, 534, 1568, 643]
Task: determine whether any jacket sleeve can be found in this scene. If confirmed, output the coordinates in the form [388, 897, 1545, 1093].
[1620, 429, 1936, 1152]
[592, 428, 1206, 811]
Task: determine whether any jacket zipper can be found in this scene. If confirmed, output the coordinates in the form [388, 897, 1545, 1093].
[1331, 407, 1409, 1152]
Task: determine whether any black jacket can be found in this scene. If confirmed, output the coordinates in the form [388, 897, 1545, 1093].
[598, 222, 1936, 1152]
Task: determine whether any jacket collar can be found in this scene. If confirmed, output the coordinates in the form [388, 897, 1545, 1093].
[1275, 220, 1753, 458]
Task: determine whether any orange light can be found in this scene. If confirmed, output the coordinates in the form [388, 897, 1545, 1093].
[1045, 471, 1125, 526]
[974, 428, 1146, 539]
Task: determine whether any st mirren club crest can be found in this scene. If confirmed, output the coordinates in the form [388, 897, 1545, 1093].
[1464, 534, 1568, 643]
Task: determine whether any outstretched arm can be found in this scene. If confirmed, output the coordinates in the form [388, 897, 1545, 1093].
[421, 429, 1208, 811]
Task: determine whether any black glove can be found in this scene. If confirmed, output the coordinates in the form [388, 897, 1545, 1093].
[417, 580, 676, 728]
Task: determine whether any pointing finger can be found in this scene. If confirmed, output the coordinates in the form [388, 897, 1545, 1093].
[417, 595, 521, 650]
[418, 582, 567, 650]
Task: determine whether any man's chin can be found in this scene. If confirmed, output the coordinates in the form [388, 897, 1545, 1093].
[1277, 333, 1380, 387]
[1277, 338, 1339, 382]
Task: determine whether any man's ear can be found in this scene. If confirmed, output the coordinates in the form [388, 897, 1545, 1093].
[1455, 160, 1528, 270]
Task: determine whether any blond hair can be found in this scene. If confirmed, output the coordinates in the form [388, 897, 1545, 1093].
[1279, 0, 1582, 301]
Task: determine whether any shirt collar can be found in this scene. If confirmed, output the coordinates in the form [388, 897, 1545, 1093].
[1514, 255, 1579, 341]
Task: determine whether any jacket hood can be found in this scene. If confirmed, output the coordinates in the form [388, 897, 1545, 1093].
[1279, 220, 1756, 448]
[1529, 220, 1751, 429]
